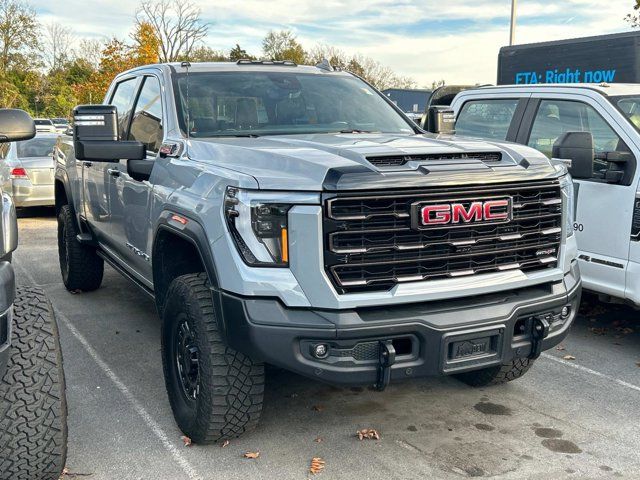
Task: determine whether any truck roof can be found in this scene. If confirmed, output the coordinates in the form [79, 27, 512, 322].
[119, 61, 352, 77]
[473, 83, 640, 97]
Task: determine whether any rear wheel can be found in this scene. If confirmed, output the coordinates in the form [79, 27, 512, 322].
[58, 204, 103, 292]
[454, 358, 535, 387]
[0, 287, 67, 480]
[162, 273, 265, 443]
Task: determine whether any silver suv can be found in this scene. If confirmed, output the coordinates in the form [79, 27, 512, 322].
[54, 61, 581, 443]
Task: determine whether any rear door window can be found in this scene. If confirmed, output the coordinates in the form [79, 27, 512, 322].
[456, 99, 520, 140]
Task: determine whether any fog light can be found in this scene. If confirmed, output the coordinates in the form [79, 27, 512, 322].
[312, 344, 329, 359]
[561, 306, 570, 318]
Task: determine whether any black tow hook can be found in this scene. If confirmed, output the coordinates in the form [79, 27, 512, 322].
[529, 315, 550, 359]
[375, 340, 396, 391]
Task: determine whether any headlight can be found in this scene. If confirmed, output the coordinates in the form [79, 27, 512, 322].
[224, 187, 291, 266]
[560, 174, 574, 237]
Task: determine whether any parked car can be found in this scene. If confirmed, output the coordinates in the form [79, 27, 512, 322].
[0, 133, 56, 207]
[51, 117, 70, 134]
[0, 109, 67, 480]
[451, 83, 640, 305]
[55, 60, 579, 443]
[33, 118, 56, 133]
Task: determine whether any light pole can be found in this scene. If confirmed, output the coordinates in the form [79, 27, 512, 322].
[509, 0, 518, 46]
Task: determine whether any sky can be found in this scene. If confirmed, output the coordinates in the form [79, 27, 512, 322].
[33, 0, 635, 86]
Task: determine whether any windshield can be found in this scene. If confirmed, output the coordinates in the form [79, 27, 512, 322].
[612, 96, 640, 129]
[52, 118, 68, 125]
[172, 71, 415, 137]
[16, 137, 56, 157]
[34, 119, 52, 125]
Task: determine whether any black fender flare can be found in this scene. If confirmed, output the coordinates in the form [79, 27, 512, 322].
[54, 168, 75, 217]
[152, 209, 226, 336]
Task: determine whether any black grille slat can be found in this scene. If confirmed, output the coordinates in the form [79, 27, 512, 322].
[367, 152, 502, 168]
[323, 180, 563, 294]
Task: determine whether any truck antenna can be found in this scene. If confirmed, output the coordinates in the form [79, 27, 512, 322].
[181, 60, 191, 159]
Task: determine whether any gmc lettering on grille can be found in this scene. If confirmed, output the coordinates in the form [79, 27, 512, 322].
[421, 199, 511, 226]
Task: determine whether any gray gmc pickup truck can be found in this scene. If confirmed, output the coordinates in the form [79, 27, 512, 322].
[54, 60, 581, 443]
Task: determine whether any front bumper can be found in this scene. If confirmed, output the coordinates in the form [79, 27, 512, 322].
[0, 261, 16, 376]
[220, 262, 581, 386]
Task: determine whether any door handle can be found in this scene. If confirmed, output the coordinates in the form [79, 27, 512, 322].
[107, 168, 120, 177]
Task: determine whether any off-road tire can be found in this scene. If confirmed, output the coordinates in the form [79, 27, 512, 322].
[0, 287, 67, 480]
[162, 273, 264, 443]
[58, 204, 103, 291]
[454, 358, 535, 387]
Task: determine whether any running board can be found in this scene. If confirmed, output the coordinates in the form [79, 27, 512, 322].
[96, 250, 155, 300]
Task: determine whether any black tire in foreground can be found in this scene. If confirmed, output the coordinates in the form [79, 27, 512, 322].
[0, 286, 67, 480]
[58, 204, 103, 292]
[162, 272, 265, 443]
[454, 358, 535, 387]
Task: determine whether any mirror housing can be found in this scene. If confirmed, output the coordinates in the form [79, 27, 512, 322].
[424, 106, 456, 134]
[552, 131, 594, 179]
[0, 109, 36, 143]
[73, 105, 145, 161]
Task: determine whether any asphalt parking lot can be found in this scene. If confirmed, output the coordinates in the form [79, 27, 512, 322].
[12, 209, 640, 480]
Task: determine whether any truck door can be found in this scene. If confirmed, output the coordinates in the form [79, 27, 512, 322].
[521, 95, 638, 299]
[82, 77, 139, 244]
[108, 75, 162, 282]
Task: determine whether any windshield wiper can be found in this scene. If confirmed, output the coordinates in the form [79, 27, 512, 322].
[208, 133, 260, 138]
[337, 129, 378, 134]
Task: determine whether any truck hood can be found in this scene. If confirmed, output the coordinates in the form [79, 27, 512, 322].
[187, 133, 563, 191]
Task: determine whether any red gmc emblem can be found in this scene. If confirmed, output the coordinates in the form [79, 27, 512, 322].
[419, 198, 512, 227]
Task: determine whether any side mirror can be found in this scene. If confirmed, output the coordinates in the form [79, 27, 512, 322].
[423, 106, 456, 134]
[0, 109, 36, 143]
[552, 131, 593, 179]
[73, 105, 145, 161]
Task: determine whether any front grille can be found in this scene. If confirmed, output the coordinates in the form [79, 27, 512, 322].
[323, 180, 563, 294]
[366, 152, 502, 168]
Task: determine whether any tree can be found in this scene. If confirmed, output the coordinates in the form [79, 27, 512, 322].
[135, 0, 209, 62]
[131, 20, 160, 65]
[229, 44, 254, 61]
[77, 38, 103, 69]
[0, 0, 39, 73]
[180, 45, 228, 62]
[626, 0, 640, 27]
[262, 30, 306, 64]
[44, 22, 75, 71]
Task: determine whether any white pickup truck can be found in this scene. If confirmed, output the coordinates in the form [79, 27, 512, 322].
[450, 84, 640, 305]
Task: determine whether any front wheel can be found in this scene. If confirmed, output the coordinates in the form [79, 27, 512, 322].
[161, 273, 265, 443]
[454, 358, 535, 387]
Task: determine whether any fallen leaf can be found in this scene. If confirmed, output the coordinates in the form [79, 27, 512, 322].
[221, 440, 230, 448]
[314, 437, 323, 443]
[69, 289, 82, 294]
[312, 405, 324, 412]
[588, 327, 608, 336]
[556, 344, 565, 351]
[244, 451, 260, 459]
[181, 435, 192, 447]
[289, 393, 298, 399]
[356, 428, 380, 440]
[309, 457, 326, 475]
[617, 327, 634, 335]
[636, 361, 640, 368]
[563, 355, 576, 361]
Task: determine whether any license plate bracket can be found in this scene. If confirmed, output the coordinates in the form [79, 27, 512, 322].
[440, 326, 505, 373]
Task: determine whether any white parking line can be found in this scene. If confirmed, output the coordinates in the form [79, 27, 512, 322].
[15, 262, 202, 480]
[541, 353, 640, 393]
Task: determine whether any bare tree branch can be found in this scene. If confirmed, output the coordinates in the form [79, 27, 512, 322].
[44, 22, 75, 71]
[136, 0, 209, 62]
